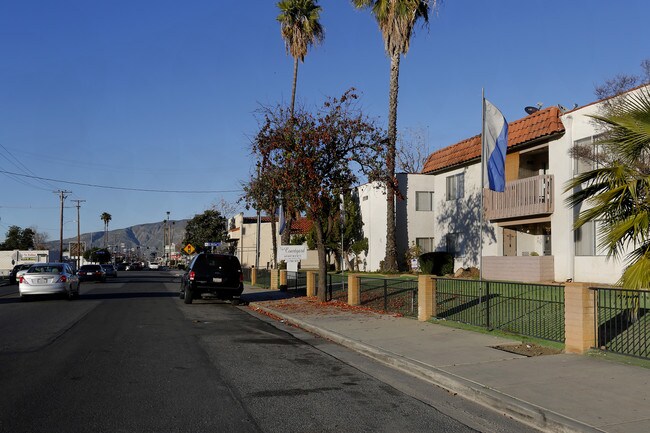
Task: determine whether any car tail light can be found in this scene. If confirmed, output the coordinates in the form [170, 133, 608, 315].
[189, 271, 195, 281]
[58, 275, 67, 283]
[19, 276, 25, 284]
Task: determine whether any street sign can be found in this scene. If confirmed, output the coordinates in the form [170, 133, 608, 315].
[204, 242, 221, 247]
[183, 244, 196, 255]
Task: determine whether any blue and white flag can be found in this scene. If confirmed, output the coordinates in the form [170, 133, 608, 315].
[278, 203, 286, 235]
[483, 99, 508, 192]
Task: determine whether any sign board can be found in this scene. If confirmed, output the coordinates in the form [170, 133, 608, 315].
[410, 258, 420, 271]
[278, 245, 307, 262]
[69, 242, 86, 256]
[183, 244, 195, 255]
[204, 242, 221, 247]
[287, 261, 299, 272]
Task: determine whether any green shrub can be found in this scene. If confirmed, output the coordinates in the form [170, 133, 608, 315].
[418, 252, 454, 276]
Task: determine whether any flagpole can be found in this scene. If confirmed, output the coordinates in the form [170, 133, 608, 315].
[478, 87, 485, 281]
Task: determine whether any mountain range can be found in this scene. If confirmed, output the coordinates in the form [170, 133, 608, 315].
[46, 219, 188, 257]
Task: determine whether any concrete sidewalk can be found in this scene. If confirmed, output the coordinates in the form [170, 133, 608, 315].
[245, 294, 650, 433]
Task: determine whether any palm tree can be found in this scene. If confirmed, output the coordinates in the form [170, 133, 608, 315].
[352, 0, 440, 272]
[100, 212, 112, 248]
[565, 87, 650, 289]
[277, 0, 324, 117]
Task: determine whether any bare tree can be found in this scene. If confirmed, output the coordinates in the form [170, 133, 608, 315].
[396, 126, 430, 173]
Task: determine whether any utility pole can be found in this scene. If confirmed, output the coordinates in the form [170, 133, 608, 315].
[55, 190, 72, 262]
[72, 199, 85, 270]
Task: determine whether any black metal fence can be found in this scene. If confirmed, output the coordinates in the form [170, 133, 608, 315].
[286, 271, 307, 292]
[593, 287, 650, 359]
[358, 276, 419, 317]
[435, 278, 565, 342]
[241, 267, 252, 283]
[255, 268, 272, 288]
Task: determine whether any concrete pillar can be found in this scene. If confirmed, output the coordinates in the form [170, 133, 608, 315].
[306, 271, 316, 297]
[564, 282, 596, 354]
[348, 274, 360, 306]
[251, 267, 257, 286]
[279, 270, 287, 291]
[418, 275, 436, 321]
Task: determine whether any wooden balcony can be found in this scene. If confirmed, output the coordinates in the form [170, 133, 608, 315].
[484, 174, 554, 221]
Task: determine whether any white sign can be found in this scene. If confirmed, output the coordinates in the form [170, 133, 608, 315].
[278, 245, 307, 262]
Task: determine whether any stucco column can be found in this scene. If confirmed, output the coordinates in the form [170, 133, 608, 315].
[306, 271, 316, 297]
[251, 267, 257, 286]
[348, 274, 360, 306]
[564, 282, 596, 354]
[418, 275, 436, 321]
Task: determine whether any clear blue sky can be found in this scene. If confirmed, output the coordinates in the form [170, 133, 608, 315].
[1, 0, 648, 242]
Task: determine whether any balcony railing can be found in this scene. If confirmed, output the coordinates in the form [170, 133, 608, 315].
[484, 174, 554, 221]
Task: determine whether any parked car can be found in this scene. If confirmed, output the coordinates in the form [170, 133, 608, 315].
[18, 262, 80, 300]
[179, 253, 243, 305]
[148, 262, 159, 270]
[116, 263, 127, 271]
[9, 263, 32, 285]
[126, 262, 142, 271]
[101, 264, 117, 278]
[77, 264, 106, 282]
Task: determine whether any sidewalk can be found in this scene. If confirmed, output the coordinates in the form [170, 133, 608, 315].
[243, 291, 650, 433]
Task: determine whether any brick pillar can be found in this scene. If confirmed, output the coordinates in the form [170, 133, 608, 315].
[564, 282, 596, 354]
[418, 275, 437, 321]
[306, 271, 316, 297]
[279, 270, 287, 291]
[270, 269, 280, 290]
[348, 274, 360, 306]
[251, 267, 257, 286]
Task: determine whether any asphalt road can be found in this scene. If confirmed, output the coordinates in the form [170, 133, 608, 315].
[0, 271, 539, 433]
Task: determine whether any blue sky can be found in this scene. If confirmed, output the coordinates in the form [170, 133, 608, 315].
[0, 0, 648, 242]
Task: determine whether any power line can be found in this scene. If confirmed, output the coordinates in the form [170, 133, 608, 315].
[0, 169, 242, 194]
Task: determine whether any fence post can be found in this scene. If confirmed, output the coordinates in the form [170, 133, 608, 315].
[306, 271, 316, 297]
[279, 270, 287, 292]
[270, 269, 280, 290]
[251, 267, 257, 286]
[564, 282, 596, 354]
[348, 274, 360, 306]
[418, 275, 436, 321]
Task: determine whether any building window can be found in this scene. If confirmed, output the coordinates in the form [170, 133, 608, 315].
[416, 237, 434, 253]
[574, 220, 606, 256]
[573, 134, 606, 175]
[446, 173, 464, 201]
[446, 233, 459, 255]
[415, 191, 434, 211]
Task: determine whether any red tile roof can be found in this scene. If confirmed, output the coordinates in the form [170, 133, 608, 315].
[421, 106, 565, 174]
[241, 216, 313, 235]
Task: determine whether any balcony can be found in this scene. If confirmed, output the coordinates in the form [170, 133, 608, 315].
[484, 174, 554, 221]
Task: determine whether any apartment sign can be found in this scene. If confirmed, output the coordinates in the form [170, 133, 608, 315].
[278, 245, 307, 262]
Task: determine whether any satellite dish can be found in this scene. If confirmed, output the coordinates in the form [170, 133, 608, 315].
[525, 106, 538, 115]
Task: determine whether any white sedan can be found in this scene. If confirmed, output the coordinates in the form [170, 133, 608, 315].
[18, 263, 80, 300]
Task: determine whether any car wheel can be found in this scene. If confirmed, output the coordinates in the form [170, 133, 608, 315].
[232, 298, 240, 306]
[183, 287, 193, 304]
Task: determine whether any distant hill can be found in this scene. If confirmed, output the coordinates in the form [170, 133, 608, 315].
[46, 219, 188, 259]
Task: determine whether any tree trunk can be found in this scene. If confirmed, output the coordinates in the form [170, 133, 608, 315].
[315, 221, 328, 302]
[270, 208, 278, 268]
[383, 52, 400, 272]
[290, 57, 299, 118]
[281, 213, 292, 246]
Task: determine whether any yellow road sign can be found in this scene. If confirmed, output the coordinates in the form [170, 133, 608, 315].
[183, 244, 195, 255]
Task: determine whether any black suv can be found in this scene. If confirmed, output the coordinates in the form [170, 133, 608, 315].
[180, 253, 243, 305]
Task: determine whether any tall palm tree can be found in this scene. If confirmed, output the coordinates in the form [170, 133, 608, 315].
[565, 87, 650, 289]
[277, 0, 324, 248]
[352, 0, 440, 272]
[277, 0, 324, 117]
[100, 212, 112, 248]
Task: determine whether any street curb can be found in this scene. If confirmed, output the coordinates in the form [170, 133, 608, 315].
[249, 302, 604, 433]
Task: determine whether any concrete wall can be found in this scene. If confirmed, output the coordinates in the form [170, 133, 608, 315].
[357, 182, 387, 272]
[483, 256, 555, 282]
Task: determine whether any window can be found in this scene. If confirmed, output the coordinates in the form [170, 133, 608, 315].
[446, 233, 459, 254]
[573, 134, 605, 175]
[574, 220, 606, 256]
[415, 191, 434, 211]
[446, 174, 464, 201]
[416, 237, 434, 253]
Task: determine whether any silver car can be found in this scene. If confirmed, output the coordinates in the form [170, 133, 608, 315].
[18, 263, 80, 300]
